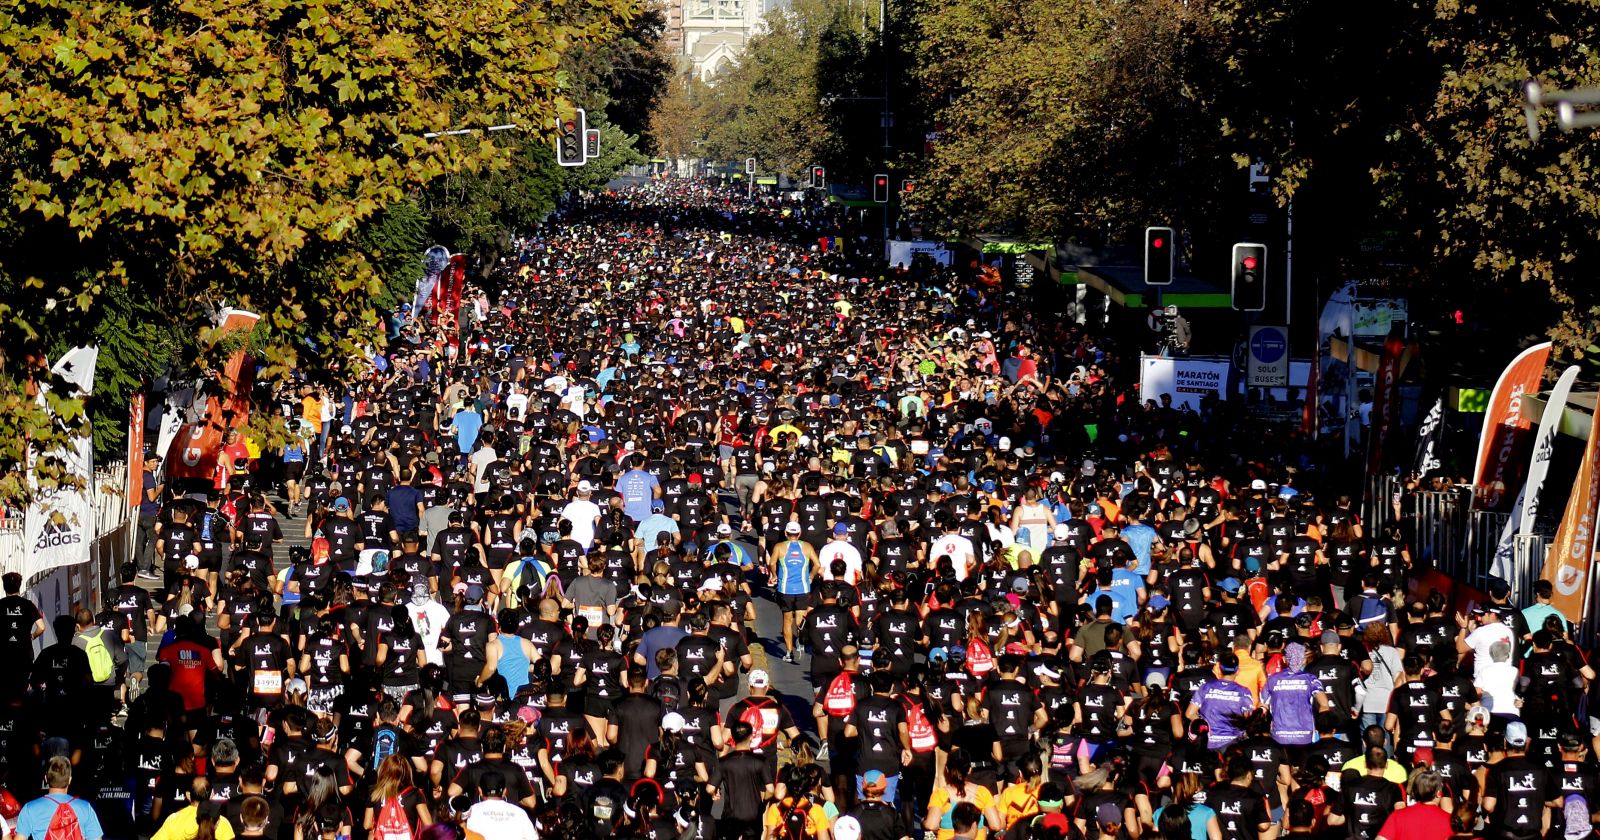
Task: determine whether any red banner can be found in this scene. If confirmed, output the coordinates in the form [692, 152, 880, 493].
[1367, 332, 1406, 475]
[431, 254, 467, 326]
[1471, 342, 1552, 512]
[165, 309, 260, 480]
[126, 392, 145, 508]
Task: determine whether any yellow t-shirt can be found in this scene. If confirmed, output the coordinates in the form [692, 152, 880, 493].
[998, 782, 1041, 826]
[1341, 755, 1409, 783]
[768, 423, 802, 442]
[763, 798, 829, 837]
[928, 784, 995, 840]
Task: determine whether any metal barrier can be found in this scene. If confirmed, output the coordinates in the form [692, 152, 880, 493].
[1362, 471, 1556, 609]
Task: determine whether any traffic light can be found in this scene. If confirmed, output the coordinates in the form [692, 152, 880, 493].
[873, 173, 890, 203]
[584, 128, 600, 160]
[1231, 242, 1268, 311]
[901, 179, 916, 196]
[1144, 226, 1174, 286]
[810, 166, 825, 189]
[555, 108, 586, 167]
[745, 157, 757, 175]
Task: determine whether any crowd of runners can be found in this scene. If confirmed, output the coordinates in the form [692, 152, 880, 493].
[2, 179, 1598, 840]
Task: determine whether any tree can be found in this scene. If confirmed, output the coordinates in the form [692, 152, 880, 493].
[0, 0, 635, 499]
[906, 0, 1242, 251]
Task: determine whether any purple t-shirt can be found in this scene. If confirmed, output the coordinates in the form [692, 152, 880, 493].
[1193, 678, 1256, 749]
[1262, 670, 1324, 745]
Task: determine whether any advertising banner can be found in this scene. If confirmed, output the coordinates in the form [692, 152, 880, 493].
[126, 391, 145, 509]
[1367, 332, 1406, 475]
[1542, 378, 1600, 620]
[1492, 365, 1580, 581]
[24, 347, 99, 577]
[1471, 342, 1552, 512]
[165, 309, 260, 481]
[1413, 395, 1446, 476]
[886, 240, 954, 269]
[1139, 356, 1230, 411]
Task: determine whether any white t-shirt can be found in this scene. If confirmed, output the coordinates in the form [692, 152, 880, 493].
[561, 498, 603, 548]
[928, 533, 976, 580]
[1466, 621, 1515, 681]
[466, 799, 539, 840]
[407, 600, 452, 666]
[1475, 661, 1520, 716]
[506, 392, 529, 422]
[471, 446, 498, 494]
[817, 541, 864, 584]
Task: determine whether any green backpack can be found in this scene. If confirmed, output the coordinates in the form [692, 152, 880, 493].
[82, 628, 114, 683]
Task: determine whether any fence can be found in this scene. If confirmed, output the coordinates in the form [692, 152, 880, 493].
[1364, 472, 1554, 610]
[0, 462, 135, 650]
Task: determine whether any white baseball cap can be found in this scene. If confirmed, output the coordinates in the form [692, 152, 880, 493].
[748, 669, 770, 688]
[716, 523, 733, 536]
[661, 712, 686, 732]
[833, 816, 862, 840]
[1250, 479, 1268, 490]
[785, 521, 802, 534]
[1053, 523, 1070, 540]
[184, 554, 200, 570]
[577, 480, 593, 493]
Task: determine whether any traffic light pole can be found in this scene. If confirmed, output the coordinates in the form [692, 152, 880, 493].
[881, 0, 891, 244]
[1285, 196, 1294, 326]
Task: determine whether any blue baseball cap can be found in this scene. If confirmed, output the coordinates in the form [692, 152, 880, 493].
[1148, 594, 1171, 611]
[1217, 577, 1242, 594]
[833, 523, 849, 536]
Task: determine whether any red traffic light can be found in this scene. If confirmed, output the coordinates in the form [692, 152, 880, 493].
[1152, 237, 1165, 250]
[875, 176, 887, 186]
[1241, 256, 1258, 271]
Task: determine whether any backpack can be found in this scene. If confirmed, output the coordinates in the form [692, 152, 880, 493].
[371, 725, 401, 773]
[904, 698, 937, 752]
[310, 535, 331, 565]
[824, 672, 857, 717]
[738, 697, 780, 748]
[965, 638, 994, 677]
[44, 796, 84, 840]
[780, 797, 812, 840]
[198, 510, 221, 543]
[1353, 595, 1388, 628]
[82, 629, 114, 683]
[650, 675, 683, 712]
[500, 557, 548, 610]
[373, 788, 415, 840]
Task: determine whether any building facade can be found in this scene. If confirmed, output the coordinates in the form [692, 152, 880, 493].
[668, 0, 775, 82]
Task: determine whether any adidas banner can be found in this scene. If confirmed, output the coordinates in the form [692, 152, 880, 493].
[24, 346, 99, 577]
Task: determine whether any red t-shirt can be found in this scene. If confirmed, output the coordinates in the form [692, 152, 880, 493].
[223, 442, 251, 473]
[158, 640, 218, 710]
[1376, 804, 1451, 840]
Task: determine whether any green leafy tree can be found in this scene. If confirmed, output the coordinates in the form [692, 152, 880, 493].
[0, 0, 635, 499]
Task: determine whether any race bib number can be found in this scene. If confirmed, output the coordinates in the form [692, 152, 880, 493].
[759, 708, 779, 735]
[578, 606, 605, 627]
[253, 670, 283, 694]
